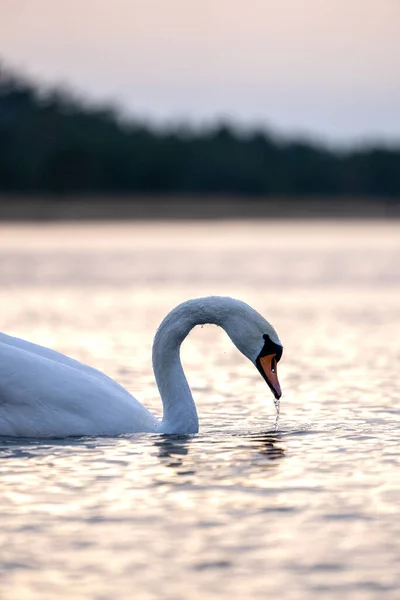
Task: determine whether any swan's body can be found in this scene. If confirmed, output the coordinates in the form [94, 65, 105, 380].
[0, 297, 283, 438]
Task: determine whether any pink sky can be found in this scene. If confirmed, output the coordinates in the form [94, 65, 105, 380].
[2, 0, 400, 143]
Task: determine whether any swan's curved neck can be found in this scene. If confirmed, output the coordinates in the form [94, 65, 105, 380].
[152, 298, 227, 434]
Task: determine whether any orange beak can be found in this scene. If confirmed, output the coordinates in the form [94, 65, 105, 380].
[257, 353, 282, 400]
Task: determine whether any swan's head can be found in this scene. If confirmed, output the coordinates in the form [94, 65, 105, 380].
[155, 295, 283, 403]
[223, 299, 283, 400]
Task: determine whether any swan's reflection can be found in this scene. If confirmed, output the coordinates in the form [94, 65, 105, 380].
[246, 432, 286, 461]
[153, 431, 285, 484]
[153, 434, 192, 470]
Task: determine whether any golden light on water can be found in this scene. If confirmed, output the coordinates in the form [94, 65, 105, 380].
[0, 220, 399, 598]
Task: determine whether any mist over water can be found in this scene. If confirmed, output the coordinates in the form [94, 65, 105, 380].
[0, 220, 399, 599]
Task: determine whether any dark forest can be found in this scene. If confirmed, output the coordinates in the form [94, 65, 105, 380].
[1, 64, 399, 198]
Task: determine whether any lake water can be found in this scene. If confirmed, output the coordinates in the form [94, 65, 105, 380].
[0, 220, 399, 600]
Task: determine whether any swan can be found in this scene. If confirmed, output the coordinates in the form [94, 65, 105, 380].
[0, 296, 283, 438]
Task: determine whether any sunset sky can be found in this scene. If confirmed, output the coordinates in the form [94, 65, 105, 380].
[2, 0, 400, 144]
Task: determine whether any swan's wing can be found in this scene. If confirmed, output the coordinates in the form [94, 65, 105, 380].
[0, 332, 129, 397]
[0, 341, 159, 437]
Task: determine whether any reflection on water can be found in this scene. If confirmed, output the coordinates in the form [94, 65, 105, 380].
[0, 221, 399, 600]
[153, 433, 285, 480]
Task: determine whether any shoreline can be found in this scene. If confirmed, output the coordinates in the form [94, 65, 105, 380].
[0, 196, 399, 221]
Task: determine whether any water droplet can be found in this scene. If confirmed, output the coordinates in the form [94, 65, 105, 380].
[273, 397, 280, 432]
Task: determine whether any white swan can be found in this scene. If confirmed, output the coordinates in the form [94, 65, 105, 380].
[0, 296, 283, 438]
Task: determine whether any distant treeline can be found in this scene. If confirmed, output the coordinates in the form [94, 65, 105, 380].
[1, 64, 399, 197]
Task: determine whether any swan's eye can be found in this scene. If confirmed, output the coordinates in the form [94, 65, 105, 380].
[271, 357, 276, 373]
